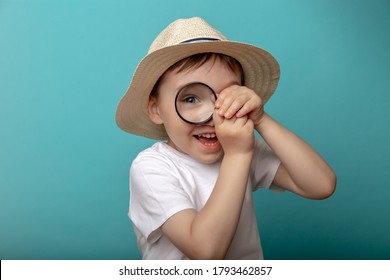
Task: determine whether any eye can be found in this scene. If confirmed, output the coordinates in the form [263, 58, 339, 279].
[182, 95, 199, 104]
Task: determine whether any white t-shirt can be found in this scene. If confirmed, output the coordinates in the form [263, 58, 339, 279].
[129, 138, 282, 259]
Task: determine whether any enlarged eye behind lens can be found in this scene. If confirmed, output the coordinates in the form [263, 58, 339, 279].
[175, 82, 217, 124]
[182, 96, 199, 104]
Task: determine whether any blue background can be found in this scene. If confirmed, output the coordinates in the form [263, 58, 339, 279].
[1, 0, 389, 260]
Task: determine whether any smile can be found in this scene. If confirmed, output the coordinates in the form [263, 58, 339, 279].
[198, 133, 216, 138]
[195, 133, 219, 147]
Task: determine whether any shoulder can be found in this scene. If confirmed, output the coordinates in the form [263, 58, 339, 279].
[132, 142, 185, 166]
[252, 137, 280, 166]
[254, 137, 271, 150]
[250, 137, 282, 191]
[253, 137, 275, 159]
[131, 142, 178, 174]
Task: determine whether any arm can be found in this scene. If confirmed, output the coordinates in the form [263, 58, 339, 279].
[216, 85, 336, 199]
[161, 113, 254, 259]
[256, 113, 336, 199]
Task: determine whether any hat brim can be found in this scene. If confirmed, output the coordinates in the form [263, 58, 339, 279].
[116, 41, 280, 140]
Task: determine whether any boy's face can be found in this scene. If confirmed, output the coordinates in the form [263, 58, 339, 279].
[149, 57, 241, 164]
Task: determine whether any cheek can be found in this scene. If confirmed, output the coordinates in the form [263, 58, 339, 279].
[159, 108, 177, 127]
[158, 107, 185, 132]
[165, 119, 192, 136]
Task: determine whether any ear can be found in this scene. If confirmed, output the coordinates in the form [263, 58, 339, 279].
[148, 96, 163, 125]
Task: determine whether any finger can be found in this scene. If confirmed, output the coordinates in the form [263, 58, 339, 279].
[244, 118, 254, 131]
[213, 108, 224, 126]
[234, 115, 248, 126]
[215, 85, 240, 114]
[236, 96, 262, 118]
[224, 95, 251, 119]
[214, 95, 222, 109]
[214, 86, 232, 108]
[217, 94, 235, 117]
[236, 116, 254, 135]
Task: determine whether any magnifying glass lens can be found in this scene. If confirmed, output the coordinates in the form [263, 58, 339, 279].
[175, 83, 216, 124]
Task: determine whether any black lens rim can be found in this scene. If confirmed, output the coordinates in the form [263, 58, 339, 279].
[174, 82, 218, 125]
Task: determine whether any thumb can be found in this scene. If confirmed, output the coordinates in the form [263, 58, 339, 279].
[213, 108, 224, 126]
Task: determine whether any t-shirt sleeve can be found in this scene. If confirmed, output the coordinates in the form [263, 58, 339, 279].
[129, 153, 194, 244]
[251, 137, 284, 193]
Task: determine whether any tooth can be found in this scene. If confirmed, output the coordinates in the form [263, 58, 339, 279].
[198, 134, 216, 138]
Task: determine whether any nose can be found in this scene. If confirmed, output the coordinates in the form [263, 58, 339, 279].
[203, 113, 215, 126]
[206, 119, 214, 126]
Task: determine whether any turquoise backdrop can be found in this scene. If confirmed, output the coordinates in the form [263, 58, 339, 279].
[1, 0, 389, 260]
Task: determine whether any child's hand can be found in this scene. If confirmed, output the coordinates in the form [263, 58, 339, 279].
[213, 109, 254, 156]
[215, 85, 264, 127]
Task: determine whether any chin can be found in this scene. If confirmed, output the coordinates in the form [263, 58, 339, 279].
[195, 152, 223, 165]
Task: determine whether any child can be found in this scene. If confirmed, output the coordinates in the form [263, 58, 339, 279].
[116, 17, 336, 260]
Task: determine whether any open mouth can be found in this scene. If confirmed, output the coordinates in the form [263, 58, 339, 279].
[195, 133, 219, 146]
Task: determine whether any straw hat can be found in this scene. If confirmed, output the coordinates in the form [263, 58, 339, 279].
[116, 17, 280, 139]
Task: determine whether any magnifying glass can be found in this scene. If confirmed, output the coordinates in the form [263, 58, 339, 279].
[175, 82, 217, 124]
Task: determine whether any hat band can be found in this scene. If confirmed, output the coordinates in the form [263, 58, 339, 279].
[180, 37, 221, 44]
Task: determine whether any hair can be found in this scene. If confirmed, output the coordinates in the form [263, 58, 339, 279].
[150, 53, 244, 98]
